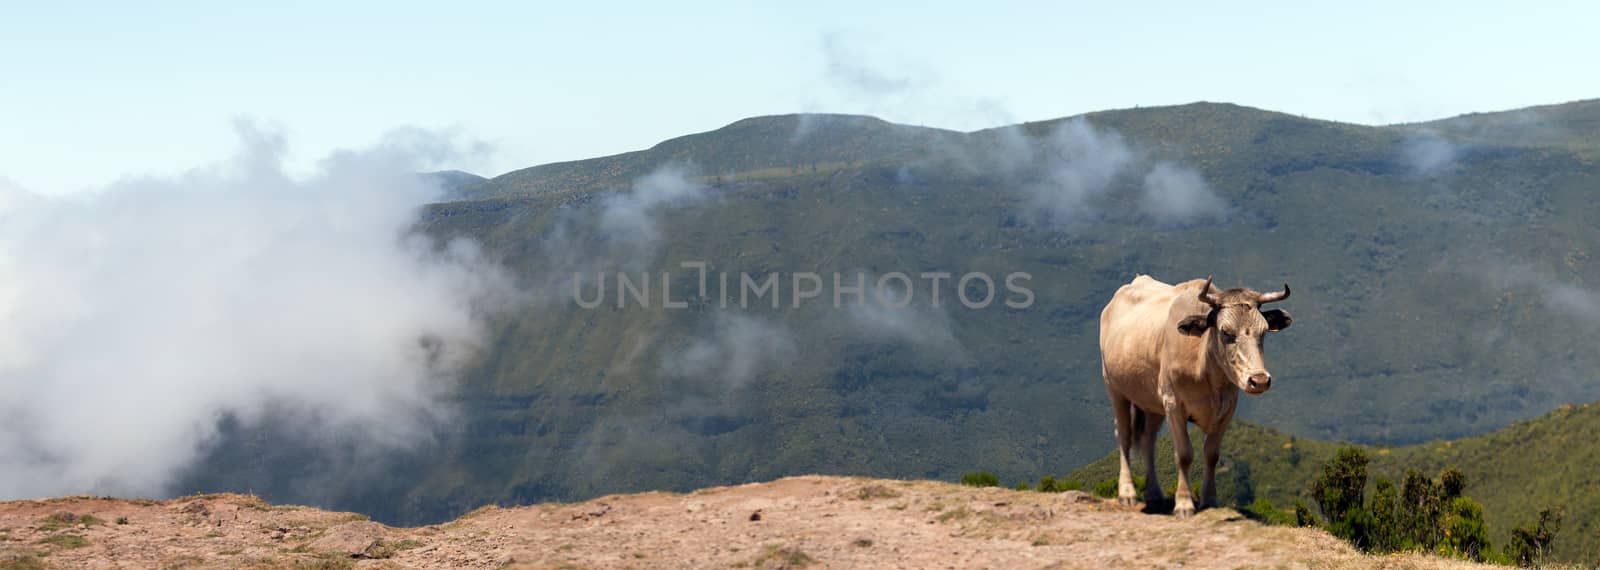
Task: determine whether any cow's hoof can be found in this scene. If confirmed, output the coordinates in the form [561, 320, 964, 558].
[1118, 495, 1138, 506]
[1173, 502, 1195, 519]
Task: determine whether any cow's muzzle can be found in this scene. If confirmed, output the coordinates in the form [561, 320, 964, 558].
[1245, 373, 1272, 394]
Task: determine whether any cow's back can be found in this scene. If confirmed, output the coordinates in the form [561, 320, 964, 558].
[1099, 275, 1189, 404]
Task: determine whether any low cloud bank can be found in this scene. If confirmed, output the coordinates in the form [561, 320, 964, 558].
[0, 123, 510, 499]
[980, 118, 1230, 227]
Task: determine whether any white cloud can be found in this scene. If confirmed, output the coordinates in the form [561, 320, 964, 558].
[1400, 131, 1458, 175]
[1020, 118, 1136, 224]
[597, 164, 710, 245]
[1140, 161, 1228, 225]
[848, 302, 964, 354]
[0, 122, 511, 499]
[662, 313, 796, 387]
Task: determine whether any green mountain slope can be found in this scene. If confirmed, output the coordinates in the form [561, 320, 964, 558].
[1408, 98, 1600, 160]
[1066, 401, 1600, 562]
[186, 100, 1600, 538]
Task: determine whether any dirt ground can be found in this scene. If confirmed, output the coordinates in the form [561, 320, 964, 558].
[0, 475, 1485, 569]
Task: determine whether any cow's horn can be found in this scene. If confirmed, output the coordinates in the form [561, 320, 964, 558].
[1199, 276, 1221, 306]
[1259, 283, 1290, 304]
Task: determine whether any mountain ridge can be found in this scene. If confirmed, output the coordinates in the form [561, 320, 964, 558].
[459, 113, 961, 200]
[445, 98, 1600, 202]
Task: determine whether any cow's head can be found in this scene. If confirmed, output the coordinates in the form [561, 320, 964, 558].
[1176, 277, 1292, 395]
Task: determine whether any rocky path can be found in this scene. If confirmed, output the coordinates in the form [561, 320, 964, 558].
[0, 476, 1483, 569]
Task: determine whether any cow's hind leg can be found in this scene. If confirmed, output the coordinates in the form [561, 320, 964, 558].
[1137, 408, 1165, 505]
[1109, 392, 1138, 505]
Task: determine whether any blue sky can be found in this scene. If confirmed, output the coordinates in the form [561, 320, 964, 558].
[3, 1, 1598, 193]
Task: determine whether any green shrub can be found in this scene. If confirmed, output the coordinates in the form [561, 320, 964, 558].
[1508, 507, 1562, 567]
[1244, 498, 1296, 526]
[1293, 500, 1317, 527]
[959, 471, 999, 488]
[1330, 508, 1379, 551]
[1037, 476, 1059, 493]
[1230, 459, 1256, 507]
[1092, 478, 1117, 498]
[1036, 473, 1088, 493]
[1310, 447, 1381, 550]
[1013, 481, 1031, 491]
[1091, 476, 1144, 499]
[1300, 453, 1513, 561]
[1399, 468, 1444, 550]
[1369, 477, 1400, 552]
[1313, 447, 1369, 524]
[1439, 468, 1466, 500]
[1441, 497, 1490, 562]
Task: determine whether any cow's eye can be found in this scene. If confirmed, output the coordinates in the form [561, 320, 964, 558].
[1220, 332, 1237, 344]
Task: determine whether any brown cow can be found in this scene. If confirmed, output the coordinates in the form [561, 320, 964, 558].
[1099, 275, 1292, 518]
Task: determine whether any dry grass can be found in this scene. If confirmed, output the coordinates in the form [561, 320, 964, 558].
[854, 485, 901, 500]
[0, 552, 49, 570]
[34, 533, 87, 549]
[752, 543, 816, 568]
[159, 554, 209, 569]
[934, 506, 973, 523]
[366, 538, 425, 559]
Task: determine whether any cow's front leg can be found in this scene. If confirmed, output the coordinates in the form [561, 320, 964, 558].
[1138, 409, 1166, 505]
[1201, 427, 1227, 509]
[1165, 405, 1196, 518]
[1109, 393, 1139, 505]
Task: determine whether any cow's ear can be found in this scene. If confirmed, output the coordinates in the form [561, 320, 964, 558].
[1177, 314, 1211, 336]
[1262, 309, 1292, 332]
